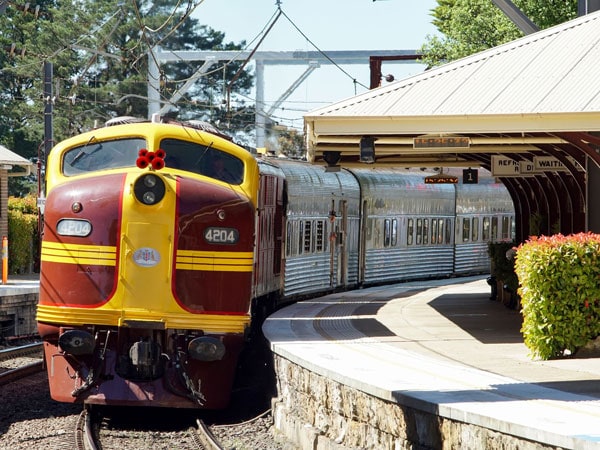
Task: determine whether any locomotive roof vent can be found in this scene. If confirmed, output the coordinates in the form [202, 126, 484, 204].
[134, 173, 166, 205]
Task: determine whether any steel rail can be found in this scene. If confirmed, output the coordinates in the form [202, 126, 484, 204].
[0, 361, 43, 385]
[0, 342, 43, 362]
[194, 419, 225, 450]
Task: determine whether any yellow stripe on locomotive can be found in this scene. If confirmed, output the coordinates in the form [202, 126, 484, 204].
[176, 250, 254, 272]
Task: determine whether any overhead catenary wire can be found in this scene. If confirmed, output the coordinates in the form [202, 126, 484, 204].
[277, 6, 369, 91]
[225, 8, 282, 116]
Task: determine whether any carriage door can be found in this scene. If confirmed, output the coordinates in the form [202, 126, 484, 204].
[329, 199, 348, 288]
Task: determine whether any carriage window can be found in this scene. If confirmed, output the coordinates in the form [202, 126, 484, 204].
[445, 219, 452, 244]
[286, 222, 293, 256]
[391, 219, 398, 246]
[491, 217, 499, 241]
[416, 219, 422, 245]
[407, 219, 414, 245]
[431, 219, 438, 244]
[316, 220, 325, 252]
[384, 219, 391, 247]
[462, 218, 471, 242]
[303, 220, 312, 253]
[423, 219, 429, 245]
[438, 219, 444, 244]
[502, 216, 511, 240]
[472, 217, 479, 242]
[482, 217, 490, 241]
[298, 221, 304, 254]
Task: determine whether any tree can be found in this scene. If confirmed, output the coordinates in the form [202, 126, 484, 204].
[421, 0, 577, 68]
[0, 0, 255, 195]
[266, 126, 305, 159]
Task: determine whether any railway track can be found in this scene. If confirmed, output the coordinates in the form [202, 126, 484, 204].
[0, 342, 44, 385]
[75, 406, 227, 450]
[75, 408, 98, 450]
[0, 341, 43, 361]
[194, 419, 226, 450]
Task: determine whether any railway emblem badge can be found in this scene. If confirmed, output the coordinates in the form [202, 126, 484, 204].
[133, 247, 161, 267]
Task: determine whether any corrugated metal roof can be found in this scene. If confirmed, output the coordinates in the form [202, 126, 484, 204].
[0, 144, 31, 167]
[305, 10, 600, 120]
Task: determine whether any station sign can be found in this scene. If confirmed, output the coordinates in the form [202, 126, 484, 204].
[491, 156, 534, 177]
[491, 155, 581, 177]
[424, 174, 458, 184]
[413, 136, 470, 149]
[533, 156, 571, 172]
[463, 168, 478, 184]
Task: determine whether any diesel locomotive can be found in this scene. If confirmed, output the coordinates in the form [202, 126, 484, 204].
[36, 116, 514, 409]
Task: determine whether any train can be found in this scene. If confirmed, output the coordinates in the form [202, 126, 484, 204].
[36, 116, 514, 409]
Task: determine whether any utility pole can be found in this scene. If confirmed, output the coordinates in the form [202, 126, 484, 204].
[43, 62, 53, 169]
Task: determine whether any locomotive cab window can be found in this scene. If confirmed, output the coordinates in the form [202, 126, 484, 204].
[63, 138, 146, 175]
[161, 139, 244, 184]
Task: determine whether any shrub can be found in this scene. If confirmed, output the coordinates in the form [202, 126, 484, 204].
[515, 233, 600, 360]
[7, 195, 39, 274]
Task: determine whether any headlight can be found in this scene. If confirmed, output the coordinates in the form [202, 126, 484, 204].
[188, 336, 226, 361]
[58, 329, 95, 355]
[56, 219, 92, 237]
[134, 174, 165, 205]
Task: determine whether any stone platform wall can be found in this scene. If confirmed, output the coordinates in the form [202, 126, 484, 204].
[270, 355, 554, 450]
[0, 293, 38, 336]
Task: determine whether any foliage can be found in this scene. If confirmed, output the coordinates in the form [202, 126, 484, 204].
[7, 195, 39, 274]
[266, 127, 305, 158]
[514, 233, 600, 360]
[488, 241, 518, 288]
[0, 0, 255, 195]
[421, 0, 577, 67]
[488, 241, 519, 308]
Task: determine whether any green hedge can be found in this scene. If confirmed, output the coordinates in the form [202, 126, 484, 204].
[515, 232, 600, 360]
[7, 195, 39, 274]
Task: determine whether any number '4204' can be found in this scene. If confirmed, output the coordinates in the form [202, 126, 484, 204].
[204, 227, 239, 244]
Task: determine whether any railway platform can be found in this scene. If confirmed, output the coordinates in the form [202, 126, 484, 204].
[0, 274, 40, 337]
[263, 276, 600, 449]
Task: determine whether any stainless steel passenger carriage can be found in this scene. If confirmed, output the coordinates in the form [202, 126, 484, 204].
[275, 160, 361, 297]
[351, 170, 456, 284]
[454, 178, 514, 274]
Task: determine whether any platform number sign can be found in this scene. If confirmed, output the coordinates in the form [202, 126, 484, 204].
[463, 168, 478, 184]
[204, 227, 239, 244]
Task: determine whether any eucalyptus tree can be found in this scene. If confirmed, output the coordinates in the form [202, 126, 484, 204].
[0, 0, 254, 168]
[421, 0, 578, 67]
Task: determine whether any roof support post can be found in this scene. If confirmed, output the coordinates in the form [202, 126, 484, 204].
[490, 0, 539, 34]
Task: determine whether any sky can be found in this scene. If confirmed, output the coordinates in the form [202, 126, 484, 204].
[192, 0, 439, 131]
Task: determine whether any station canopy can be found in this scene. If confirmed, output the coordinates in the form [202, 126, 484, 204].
[304, 10, 600, 173]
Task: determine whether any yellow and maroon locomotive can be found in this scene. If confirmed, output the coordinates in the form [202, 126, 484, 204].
[36, 117, 281, 408]
[37, 116, 515, 410]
